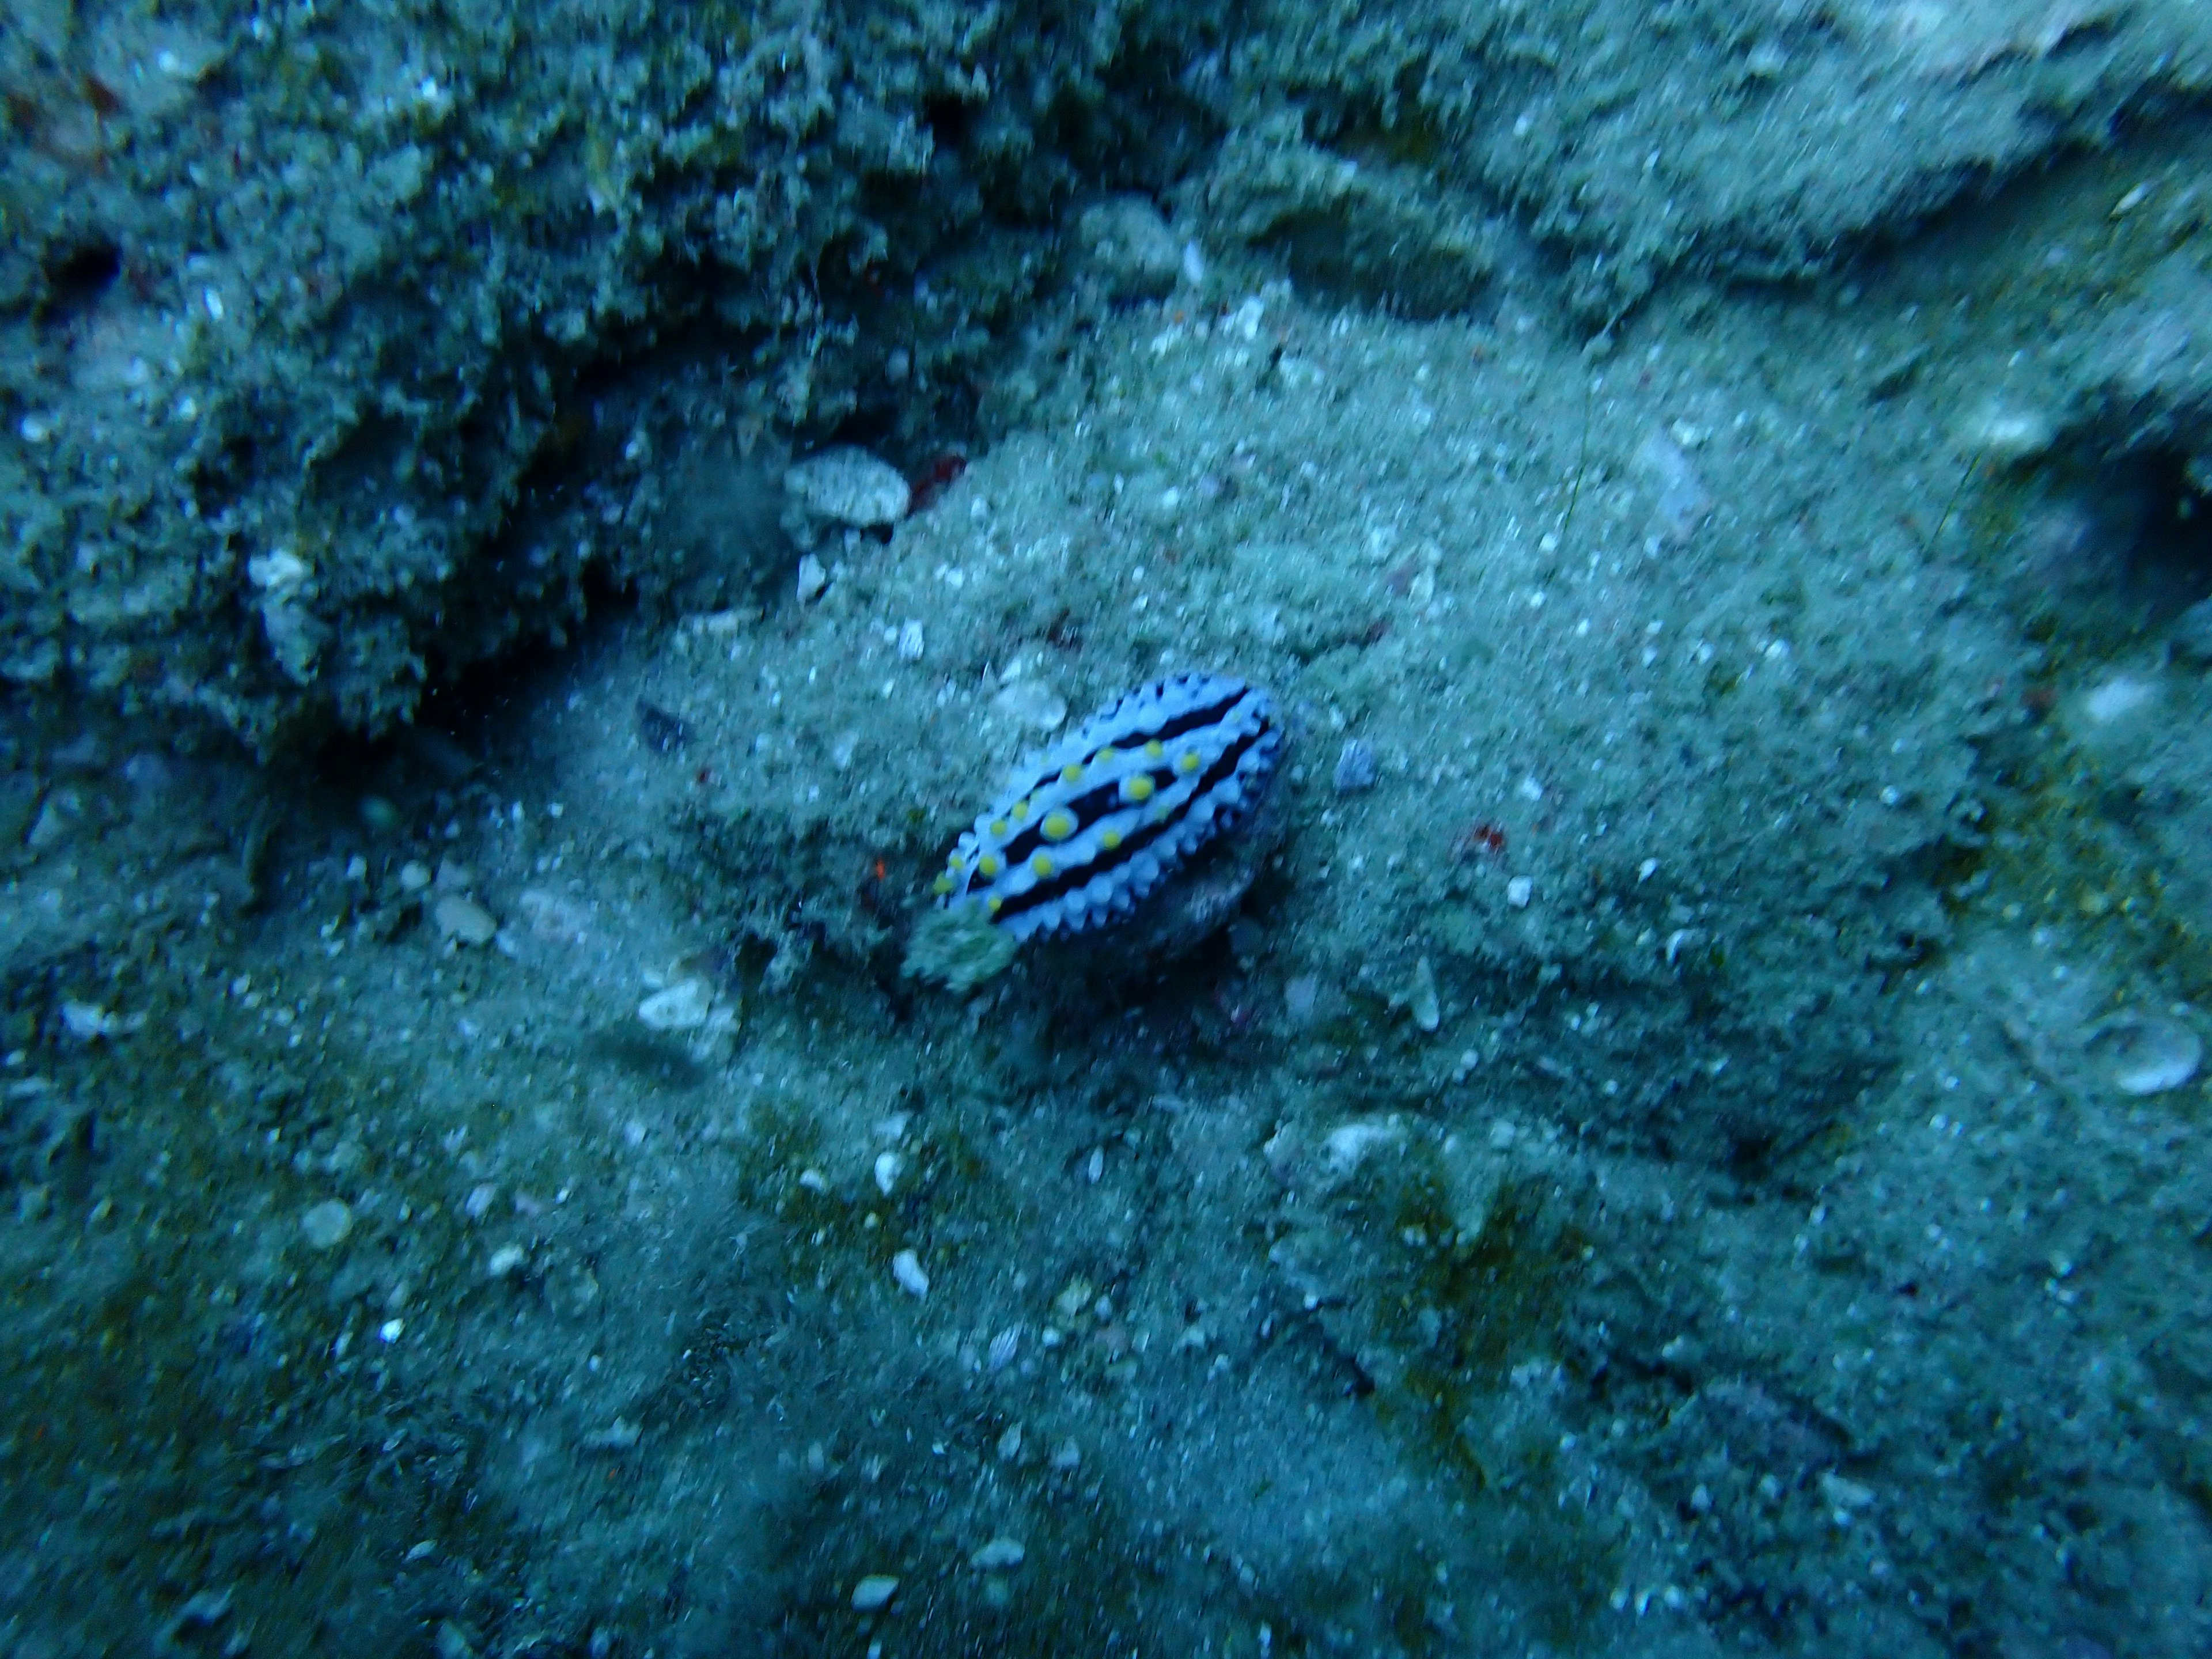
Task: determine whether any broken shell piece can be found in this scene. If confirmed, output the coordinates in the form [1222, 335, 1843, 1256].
[1388, 956, 1441, 1032]
[785, 447, 911, 528]
[638, 978, 714, 1032]
[796, 553, 830, 603]
[2085, 1010, 2202, 1095]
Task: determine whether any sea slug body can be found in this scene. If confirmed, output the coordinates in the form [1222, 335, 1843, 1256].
[934, 672, 1282, 943]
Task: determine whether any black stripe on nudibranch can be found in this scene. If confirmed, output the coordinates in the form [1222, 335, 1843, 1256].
[934, 672, 1283, 942]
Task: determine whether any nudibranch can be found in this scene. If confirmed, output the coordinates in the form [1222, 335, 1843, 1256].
[933, 672, 1283, 942]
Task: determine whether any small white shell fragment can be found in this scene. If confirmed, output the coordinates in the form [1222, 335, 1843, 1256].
[487, 1243, 528, 1278]
[397, 860, 434, 893]
[637, 978, 714, 1032]
[796, 553, 829, 603]
[891, 1248, 930, 1298]
[873, 1150, 902, 1196]
[850, 1574, 900, 1612]
[990, 677, 1069, 732]
[786, 447, 911, 528]
[301, 1199, 354, 1251]
[1506, 876, 1535, 909]
[2085, 1011, 2202, 1095]
[987, 1327, 1021, 1372]
[969, 1537, 1027, 1571]
[433, 893, 499, 946]
[896, 619, 926, 661]
[797, 1166, 830, 1193]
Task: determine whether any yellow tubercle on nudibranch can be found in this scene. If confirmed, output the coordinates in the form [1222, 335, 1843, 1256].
[1122, 775, 1156, 804]
[1060, 763, 1085, 785]
[1143, 738, 1165, 759]
[978, 853, 1004, 878]
[1029, 851, 1056, 877]
[1041, 808, 1078, 842]
[989, 817, 1009, 837]
[1100, 827, 1124, 851]
[1012, 798, 1031, 821]
[1176, 749, 1202, 775]
[933, 873, 956, 896]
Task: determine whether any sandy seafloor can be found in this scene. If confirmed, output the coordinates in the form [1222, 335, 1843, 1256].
[11, 4, 2212, 1657]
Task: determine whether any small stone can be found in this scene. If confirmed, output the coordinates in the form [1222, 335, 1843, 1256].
[2085, 1011, 2202, 1095]
[1331, 739, 1377, 794]
[786, 448, 911, 528]
[873, 1150, 902, 1196]
[850, 1574, 900, 1612]
[990, 677, 1069, 732]
[487, 1243, 528, 1278]
[891, 1248, 930, 1298]
[397, 860, 433, 893]
[579, 1418, 641, 1453]
[1961, 401, 2056, 466]
[1050, 1438, 1081, 1471]
[433, 893, 499, 946]
[1323, 1118, 1406, 1175]
[796, 554, 830, 603]
[997, 1422, 1023, 1459]
[896, 620, 925, 661]
[988, 1327, 1021, 1372]
[1408, 957, 1441, 1032]
[1506, 876, 1534, 909]
[637, 978, 714, 1032]
[59, 1000, 118, 1040]
[301, 1199, 354, 1251]
[969, 1537, 1027, 1571]
[1077, 195, 1184, 300]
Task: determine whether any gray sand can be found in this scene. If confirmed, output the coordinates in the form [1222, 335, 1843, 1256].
[6, 1, 2212, 1654]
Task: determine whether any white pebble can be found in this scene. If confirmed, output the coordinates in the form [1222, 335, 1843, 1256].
[969, 1537, 1027, 1571]
[487, 1243, 528, 1278]
[989, 677, 1068, 732]
[433, 893, 498, 946]
[301, 1199, 354, 1251]
[850, 1574, 900, 1612]
[637, 978, 714, 1032]
[873, 1150, 902, 1196]
[896, 620, 926, 661]
[2085, 1011, 2202, 1095]
[786, 448, 911, 528]
[796, 554, 829, 603]
[1506, 876, 1535, 909]
[891, 1248, 930, 1298]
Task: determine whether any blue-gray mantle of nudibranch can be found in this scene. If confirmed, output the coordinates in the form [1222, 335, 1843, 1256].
[927, 672, 1284, 958]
